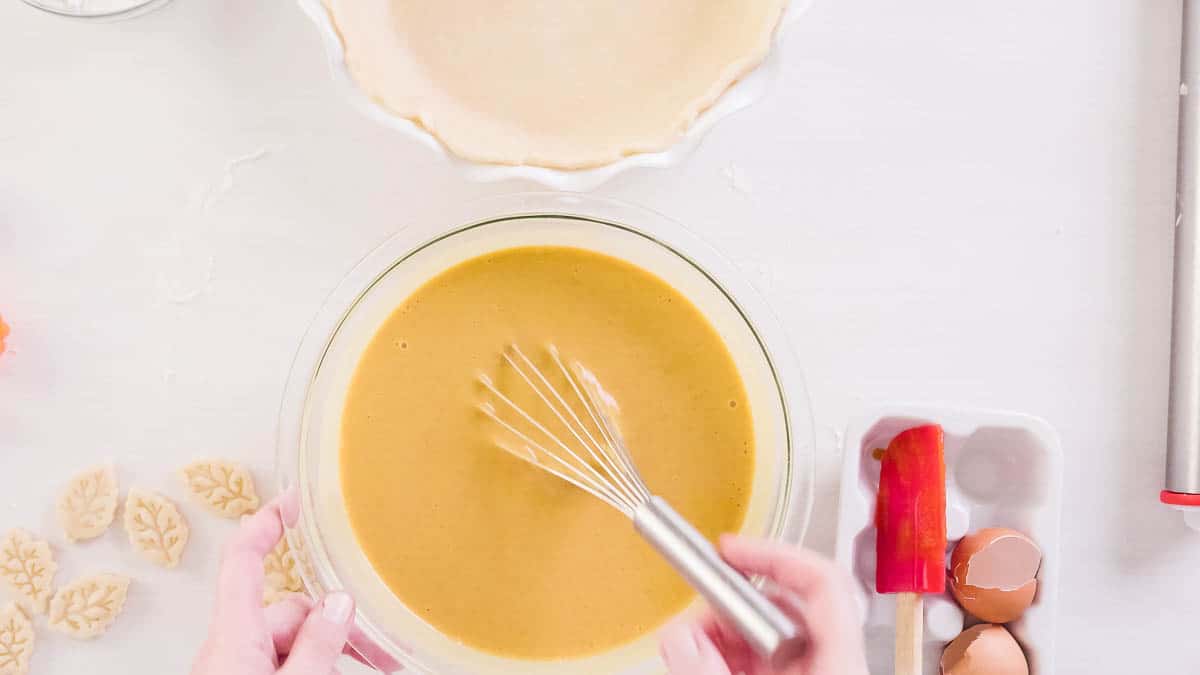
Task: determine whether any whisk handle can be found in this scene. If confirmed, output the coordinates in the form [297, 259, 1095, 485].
[634, 496, 806, 664]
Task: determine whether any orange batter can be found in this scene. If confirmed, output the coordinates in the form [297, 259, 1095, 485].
[340, 245, 754, 659]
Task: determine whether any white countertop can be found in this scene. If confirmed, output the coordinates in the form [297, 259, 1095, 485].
[1, 0, 1196, 672]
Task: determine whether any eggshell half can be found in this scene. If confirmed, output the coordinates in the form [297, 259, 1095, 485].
[941, 624, 1030, 675]
[949, 528, 1042, 623]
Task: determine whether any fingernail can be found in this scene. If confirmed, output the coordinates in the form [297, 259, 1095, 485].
[322, 592, 353, 624]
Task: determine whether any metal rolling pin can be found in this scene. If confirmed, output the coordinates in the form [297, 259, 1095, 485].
[1166, 0, 1200, 529]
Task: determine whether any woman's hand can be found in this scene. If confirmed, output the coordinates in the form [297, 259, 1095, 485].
[659, 535, 869, 675]
[189, 491, 368, 675]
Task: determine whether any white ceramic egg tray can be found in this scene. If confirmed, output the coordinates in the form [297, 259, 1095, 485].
[834, 406, 1063, 675]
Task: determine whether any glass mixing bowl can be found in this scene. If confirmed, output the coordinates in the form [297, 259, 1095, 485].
[276, 193, 815, 674]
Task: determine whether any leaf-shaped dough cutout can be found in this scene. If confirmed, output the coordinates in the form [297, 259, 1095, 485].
[179, 460, 260, 518]
[123, 490, 189, 568]
[262, 535, 304, 605]
[0, 530, 56, 615]
[0, 603, 33, 675]
[56, 465, 119, 542]
[285, 526, 316, 589]
[46, 574, 129, 640]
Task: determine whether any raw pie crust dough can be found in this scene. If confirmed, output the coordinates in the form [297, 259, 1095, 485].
[123, 490, 189, 569]
[46, 574, 130, 640]
[179, 460, 260, 518]
[57, 465, 120, 543]
[322, 0, 789, 168]
[0, 603, 33, 675]
[0, 531, 56, 615]
[262, 537, 304, 606]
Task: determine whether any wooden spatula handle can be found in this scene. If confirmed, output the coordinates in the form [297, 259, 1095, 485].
[895, 592, 923, 675]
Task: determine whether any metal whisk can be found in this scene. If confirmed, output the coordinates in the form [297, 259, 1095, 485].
[478, 344, 806, 663]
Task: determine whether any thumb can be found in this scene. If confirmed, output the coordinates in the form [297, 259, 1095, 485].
[660, 621, 732, 675]
[278, 592, 354, 675]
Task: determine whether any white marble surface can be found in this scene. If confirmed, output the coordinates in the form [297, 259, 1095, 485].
[0, 0, 1196, 672]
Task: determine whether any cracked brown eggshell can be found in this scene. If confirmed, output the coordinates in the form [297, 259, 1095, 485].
[941, 624, 1029, 675]
[949, 528, 1041, 623]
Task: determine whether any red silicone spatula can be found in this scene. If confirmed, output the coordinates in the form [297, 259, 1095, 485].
[875, 424, 946, 675]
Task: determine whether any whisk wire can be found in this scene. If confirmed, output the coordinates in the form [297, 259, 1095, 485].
[546, 347, 651, 504]
[500, 350, 629, 500]
[537, 346, 647, 505]
[478, 366, 640, 515]
[477, 400, 634, 515]
[503, 345, 646, 509]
